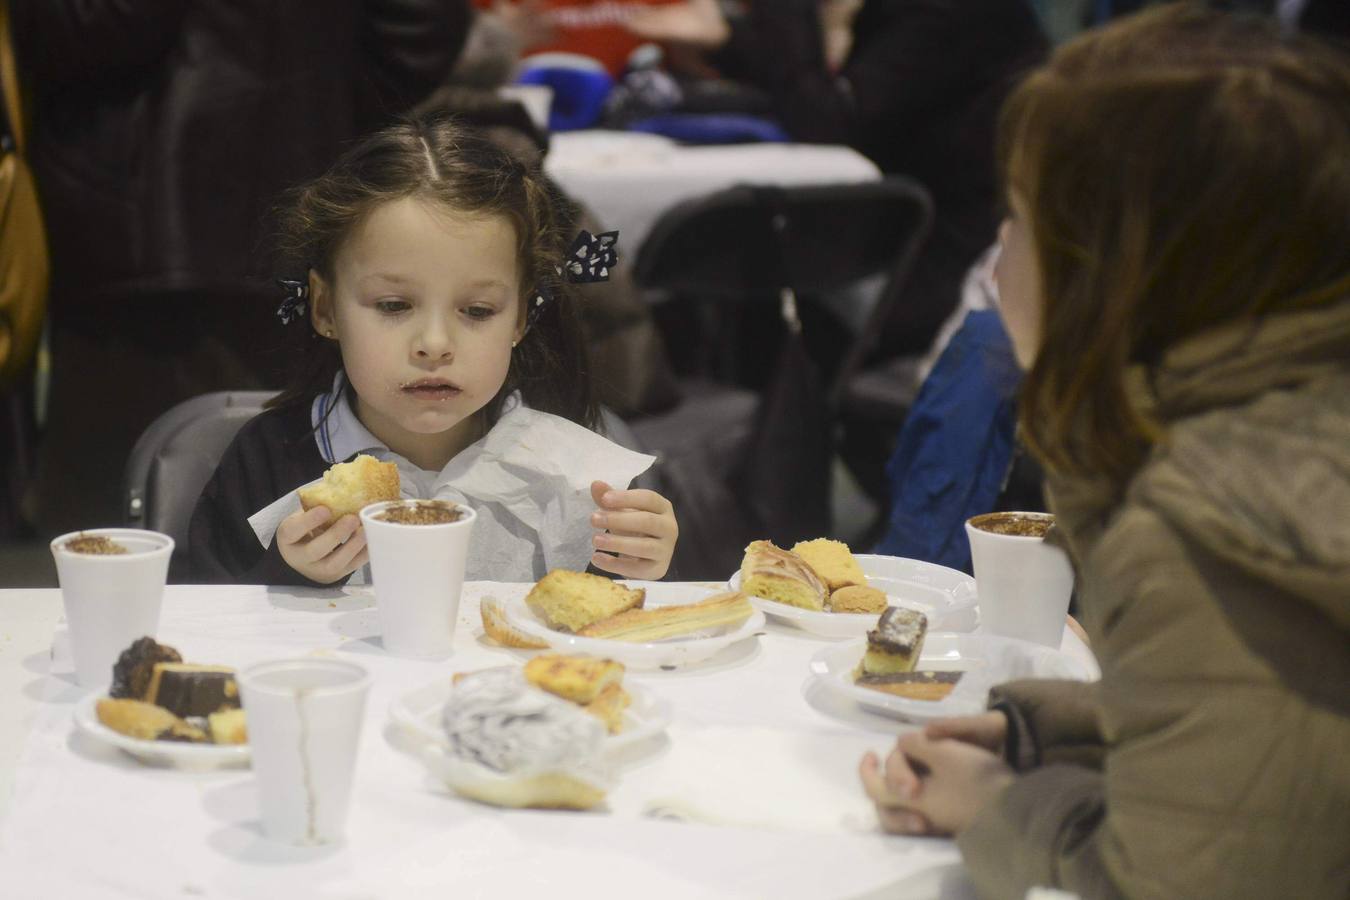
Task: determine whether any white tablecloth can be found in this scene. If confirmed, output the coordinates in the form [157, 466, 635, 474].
[0, 584, 1092, 899]
[544, 131, 882, 254]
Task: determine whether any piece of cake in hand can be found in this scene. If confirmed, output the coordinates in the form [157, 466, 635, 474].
[860, 607, 928, 676]
[296, 453, 400, 520]
[525, 570, 645, 633]
[828, 584, 888, 614]
[790, 538, 866, 592]
[739, 540, 827, 611]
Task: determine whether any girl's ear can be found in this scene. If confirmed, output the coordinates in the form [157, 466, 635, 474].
[309, 270, 335, 338]
[513, 294, 530, 346]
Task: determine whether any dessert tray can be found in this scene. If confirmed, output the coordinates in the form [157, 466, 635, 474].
[729, 554, 979, 638]
[502, 582, 766, 669]
[388, 672, 673, 759]
[810, 632, 1095, 724]
[72, 694, 250, 770]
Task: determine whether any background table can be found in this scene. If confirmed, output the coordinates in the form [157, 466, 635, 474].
[544, 131, 883, 255]
[0, 584, 1092, 899]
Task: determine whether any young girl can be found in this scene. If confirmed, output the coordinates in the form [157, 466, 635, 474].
[189, 114, 679, 585]
[859, 7, 1350, 899]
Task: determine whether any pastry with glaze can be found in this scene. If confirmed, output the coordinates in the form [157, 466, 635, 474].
[860, 607, 928, 676]
[739, 541, 827, 611]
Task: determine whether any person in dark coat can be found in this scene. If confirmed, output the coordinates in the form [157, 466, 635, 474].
[12, 0, 472, 535]
[628, 0, 1048, 357]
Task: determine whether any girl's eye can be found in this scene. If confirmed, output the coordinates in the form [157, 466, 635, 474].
[375, 299, 410, 314]
[463, 305, 497, 321]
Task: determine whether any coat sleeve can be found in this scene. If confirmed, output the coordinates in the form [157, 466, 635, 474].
[187, 420, 328, 588]
[957, 509, 1350, 900]
[10, 0, 187, 85]
[989, 679, 1105, 772]
[360, 0, 473, 121]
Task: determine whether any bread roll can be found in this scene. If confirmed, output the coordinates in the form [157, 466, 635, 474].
[296, 454, 400, 519]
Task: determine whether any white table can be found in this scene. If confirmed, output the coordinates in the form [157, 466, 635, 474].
[544, 131, 883, 255]
[0, 584, 1091, 899]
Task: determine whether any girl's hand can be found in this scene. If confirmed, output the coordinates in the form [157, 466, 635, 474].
[589, 480, 678, 580]
[276, 505, 369, 584]
[859, 731, 1014, 837]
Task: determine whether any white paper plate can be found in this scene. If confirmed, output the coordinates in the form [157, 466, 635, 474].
[388, 670, 673, 758]
[502, 582, 765, 670]
[729, 553, 979, 637]
[810, 632, 1094, 723]
[73, 694, 249, 770]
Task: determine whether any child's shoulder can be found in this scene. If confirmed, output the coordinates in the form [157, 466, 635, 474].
[225, 395, 322, 463]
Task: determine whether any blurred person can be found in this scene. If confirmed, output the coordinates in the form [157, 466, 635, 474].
[857, 7, 1350, 898]
[627, 0, 1048, 357]
[12, 0, 471, 536]
[474, 0, 685, 75]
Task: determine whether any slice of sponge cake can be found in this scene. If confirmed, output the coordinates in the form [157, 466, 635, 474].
[297, 454, 400, 520]
[740, 540, 827, 611]
[525, 570, 645, 633]
[791, 538, 866, 592]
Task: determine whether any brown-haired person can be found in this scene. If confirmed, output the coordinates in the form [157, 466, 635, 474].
[188, 114, 678, 585]
[857, 6, 1350, 899]
[12, 1, 471, 536]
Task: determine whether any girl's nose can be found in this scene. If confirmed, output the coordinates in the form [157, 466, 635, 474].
[414, 317, 454, 361]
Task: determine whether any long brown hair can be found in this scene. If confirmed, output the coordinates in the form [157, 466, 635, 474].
[999, 5, 1350, 480]
[269, 111, 598, 430]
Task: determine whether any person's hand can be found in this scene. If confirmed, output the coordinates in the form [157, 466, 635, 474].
[923, 711, 1008, 755]
[276, 506, 368, 584]
[589, 480, 678, 580]
[625, 0, 731, 48]
[859, 731, 1014, 837]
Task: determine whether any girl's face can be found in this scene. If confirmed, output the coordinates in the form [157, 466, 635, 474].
[994, 192, 1044, 370]
[312, 197, 526, 468]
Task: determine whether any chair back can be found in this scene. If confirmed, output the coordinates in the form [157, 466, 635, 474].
[124, 391, 273, 578]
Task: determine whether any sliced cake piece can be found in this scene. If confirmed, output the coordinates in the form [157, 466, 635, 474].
[208, 708, 249, 745]
[146, 663, 240, 718]
[524, 654, 626, 705]
[525, 570, 645, 633]
[860, 607, 928, 677]
[856, 670, 961, 701]
[577, 591, 753, 642]
[791, 538, 867, 592]
[739, 540, 827, 611]
[828, 584, 888, 614]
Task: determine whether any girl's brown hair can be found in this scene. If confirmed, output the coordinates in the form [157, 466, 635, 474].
[270, 111, 598, 430]
[998, 5, 1350, 480]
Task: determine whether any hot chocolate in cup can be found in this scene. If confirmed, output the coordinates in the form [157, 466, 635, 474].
[965, 512, 1074, 647]
[359, 500, 476, 657]
[50, 528, 174, 688]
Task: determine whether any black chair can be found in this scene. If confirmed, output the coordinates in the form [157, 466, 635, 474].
[124, 391, 652, 582]
[629, 176, 933, 579]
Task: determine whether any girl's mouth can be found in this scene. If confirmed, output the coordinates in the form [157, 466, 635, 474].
[401, 380, 461, 400]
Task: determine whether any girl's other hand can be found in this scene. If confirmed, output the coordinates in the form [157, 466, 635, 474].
[859, 732, 1015, 837]
[923, 711, 1008, 755]
[589, 480, 678, 580]
[276, 505, 369, 584]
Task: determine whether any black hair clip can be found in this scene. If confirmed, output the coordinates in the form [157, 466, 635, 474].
[525, 230, 619, 330]
[276, 278, 309, 325]
[561, 230, 619, 283]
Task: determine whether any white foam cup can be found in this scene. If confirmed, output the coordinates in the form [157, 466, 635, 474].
[965, 512, 1074, 647]
[237, 658, 371, 845]
[359, 500, 476, 657]
[49, 528, 174, 688]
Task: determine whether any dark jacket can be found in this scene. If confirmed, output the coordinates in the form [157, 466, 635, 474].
[13, 0, 471, 314]
[958, 301, 1350, 899]
[718, 0, 1047, 353]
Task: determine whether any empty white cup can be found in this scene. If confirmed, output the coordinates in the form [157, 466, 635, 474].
[237, 658, 371, 845]
[49, 528, 174, 688]
[359, 500, 476, 657]
[965, 512, 1074, 647]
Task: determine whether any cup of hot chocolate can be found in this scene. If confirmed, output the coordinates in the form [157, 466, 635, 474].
[359, 500, 476, 657]
[50, 528, 174, 687]
[965, 512, 1074, 647]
